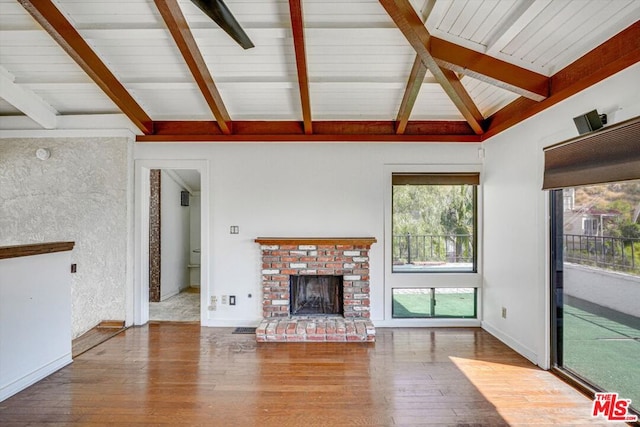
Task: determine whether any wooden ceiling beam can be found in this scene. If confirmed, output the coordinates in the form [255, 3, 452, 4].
[137, 120, 479, 142]
[18, 0, 153, 134]
[430, 38, 549, 101]
[379, 0, 484, 135]
[388, 0, 547, 136]
[394, 2, 432, 136]
[395, 56, 427, 134]
[288, 0, 313, 135]
[154, 0, 231, 135]
[483, 21, 640, 140]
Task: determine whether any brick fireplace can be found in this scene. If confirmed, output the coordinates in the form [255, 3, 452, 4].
[254, 237, 376, 342]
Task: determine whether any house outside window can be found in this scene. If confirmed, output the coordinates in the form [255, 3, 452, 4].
[563, 188, 575, 211]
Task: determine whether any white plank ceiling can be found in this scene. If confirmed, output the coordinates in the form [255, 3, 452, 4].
[0, 0, 638, 139]
[426, 0, 639, 75]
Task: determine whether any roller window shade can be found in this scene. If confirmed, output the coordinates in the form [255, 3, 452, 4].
[542, 116, 640, 190]
[392, 173, 480, 186]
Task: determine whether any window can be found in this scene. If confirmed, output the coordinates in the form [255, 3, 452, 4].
[392, 173, 478, 273]
[582, 218, 598, 236]
[392, 288, 477, 318]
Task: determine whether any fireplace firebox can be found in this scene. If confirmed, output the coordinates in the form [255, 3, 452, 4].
[290, 275, 343, 316]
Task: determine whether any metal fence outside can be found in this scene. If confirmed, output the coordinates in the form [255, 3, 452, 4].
[564, 234, 640, 273]
[393, 233, 640, 273]
[392, 234, 473, 265]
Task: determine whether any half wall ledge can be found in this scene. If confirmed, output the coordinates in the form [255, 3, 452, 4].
[0, 242, 75, 260]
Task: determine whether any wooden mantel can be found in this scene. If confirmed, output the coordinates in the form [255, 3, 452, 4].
[0, 242, 75, 260]
[254, 237, 377, 246]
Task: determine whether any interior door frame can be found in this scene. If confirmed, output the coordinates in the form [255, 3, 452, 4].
[131, 159, 210, 326]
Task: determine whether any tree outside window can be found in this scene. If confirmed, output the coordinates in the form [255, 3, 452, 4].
[392, 174, 477, 273]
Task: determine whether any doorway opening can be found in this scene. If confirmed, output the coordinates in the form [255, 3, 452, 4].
[147, 169, 202, 322]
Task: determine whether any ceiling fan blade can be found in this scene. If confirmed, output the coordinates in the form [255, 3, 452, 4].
[190, 0, 254, 49]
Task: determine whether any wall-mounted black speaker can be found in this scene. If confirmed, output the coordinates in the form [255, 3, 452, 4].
[181, 191, 190, 206]
[573, 110, 606, 135]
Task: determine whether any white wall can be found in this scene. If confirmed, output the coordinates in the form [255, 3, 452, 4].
[160, 170, 190, 300]
[564, 264, 640, 318]
[0, 251, 72, 401]
[482, 62, 640, 367]
[134, 143, 482, 326]
[0, 136, 131, 338]
[189, 194, 201, 287]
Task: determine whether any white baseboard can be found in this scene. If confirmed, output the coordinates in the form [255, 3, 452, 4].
[373, 319, 481, 328]
[200, 318, 483, 329]
[0, 353, 72, 402]
[160, 289, 179, 301]
[481, 321, 539, 366]
[200, 318, 262, 328]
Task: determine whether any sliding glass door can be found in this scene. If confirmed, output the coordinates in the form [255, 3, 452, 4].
[550, 180, 640, 413]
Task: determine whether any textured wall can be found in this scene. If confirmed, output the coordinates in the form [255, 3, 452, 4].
[0, 137, 129, 338]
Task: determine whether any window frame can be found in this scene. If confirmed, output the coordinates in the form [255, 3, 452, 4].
[391, 287, 478, 319]
[383, 165, 482, 326]
[391, 178, 478, 274]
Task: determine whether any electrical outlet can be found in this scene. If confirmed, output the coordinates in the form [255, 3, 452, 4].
[221, 295, 228, 304]
[229, 295, 236, 305]
[501, 307, 507, 319]
[208, 296, 217, 311]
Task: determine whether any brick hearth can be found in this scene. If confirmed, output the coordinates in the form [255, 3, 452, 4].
[254, 237, 376, 342]
[256, 317, 375, 342]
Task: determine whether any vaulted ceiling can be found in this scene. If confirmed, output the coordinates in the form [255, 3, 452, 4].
[1, 0, 639, 142]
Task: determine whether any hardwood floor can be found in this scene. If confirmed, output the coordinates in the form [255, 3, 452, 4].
[0, 324, 616, 426]
[71, 322, 127, 358]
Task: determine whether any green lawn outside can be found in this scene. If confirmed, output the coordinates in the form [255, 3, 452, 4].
[392, 289, 476, 318]
[393, 291, 431, 318]
[563, 303, 640, 411]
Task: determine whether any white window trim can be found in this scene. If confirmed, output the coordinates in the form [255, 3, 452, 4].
[381, 164, 483, 326]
